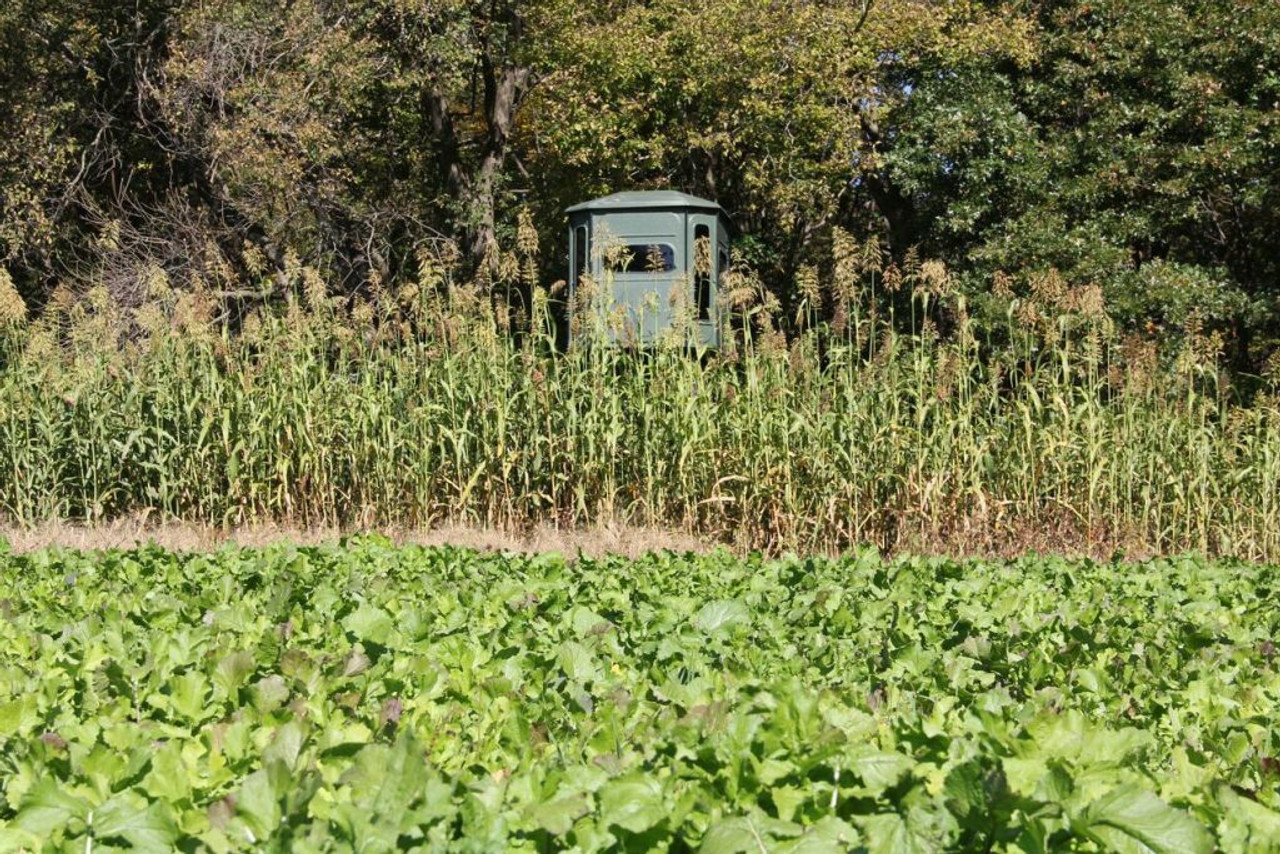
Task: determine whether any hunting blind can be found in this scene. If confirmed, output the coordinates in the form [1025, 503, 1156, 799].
[566, 191, 731, 348]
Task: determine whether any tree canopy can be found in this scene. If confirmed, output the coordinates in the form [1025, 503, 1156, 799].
[2, 0, 1277, 368]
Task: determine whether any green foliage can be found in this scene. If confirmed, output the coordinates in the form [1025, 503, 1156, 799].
[879, 0, 1280, 361]
[1, 542, 1277, 850]
[0, 0, 180, 298]
[3, 0, 1278, 368]
[523, 0, 1033, 273]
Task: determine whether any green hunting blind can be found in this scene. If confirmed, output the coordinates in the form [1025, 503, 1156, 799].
[566, 191, 731, 347]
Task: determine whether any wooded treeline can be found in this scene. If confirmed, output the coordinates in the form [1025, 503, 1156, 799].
[2, 0, 1278, 372]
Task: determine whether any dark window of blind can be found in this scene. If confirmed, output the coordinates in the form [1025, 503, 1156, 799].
[573, 226, 588, 284]
[616, 243, 675, 273]
[694, 226, 712, 321]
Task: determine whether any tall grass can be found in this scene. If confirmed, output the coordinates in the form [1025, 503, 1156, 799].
[1, 246, 1277, 558]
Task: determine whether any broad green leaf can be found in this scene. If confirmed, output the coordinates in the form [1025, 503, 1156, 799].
[1085, 728, 1153, 766]
[168, 670, 210, 721]
[526, 794, 590, 836]
[11, 780, 89, 836]
[942, 761, 985, 815]
[849, 748, 914, 792]
[343, 601, 394, 645]
[700, 817, 758, 853]
[142, 742, 192, 803]
[599, 774, 666, 834]
[780, 816, 861, 852]
[695, 600, 749, 635]
[771, 786, 807, 822]
[92, 794, 178, 853]
[263, 720, 306, 770]
[558, 641, 600, 683]
[1079, 786, 1211, 854]
[1002, 757, 1048, 797]
[1215, 788, 1280, 853]
[213, 650, 256, 698]
[235, 769, 282, 839]
[361, 733, 434, 819]
[0, 697, 36, 737]
[756, 756, 796, 786]
[251, 674, 290, 714]
[569, 606, 611, 638]
[857, 813, 931, 854]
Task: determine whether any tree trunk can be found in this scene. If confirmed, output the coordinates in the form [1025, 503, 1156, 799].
[858, 110, 918, 254]
[425, 89, 463, 191]
[422, 48, 530, 279]
[469, 59, 531, 272]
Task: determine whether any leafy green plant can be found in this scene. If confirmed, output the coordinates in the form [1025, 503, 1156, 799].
[1, 542, 1276, 851]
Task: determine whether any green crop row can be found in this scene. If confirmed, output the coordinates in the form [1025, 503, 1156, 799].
[1, 541, 1277, 851]
[2, 275, 1279, 558]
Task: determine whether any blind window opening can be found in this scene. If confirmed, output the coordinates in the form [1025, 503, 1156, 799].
[615, 243, 676, 273]
[573, 226, 588, 284]
[694, 226, 712, 321]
